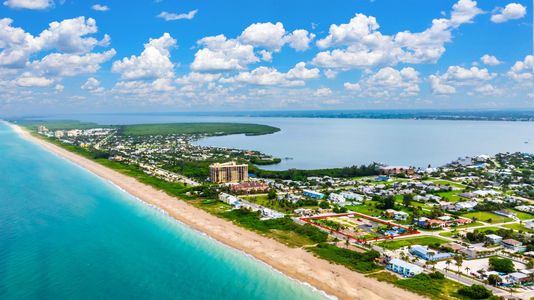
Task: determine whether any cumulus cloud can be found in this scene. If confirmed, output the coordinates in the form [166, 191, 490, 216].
[3, 0, 52, 10]
[344, 67, 420, 97]
[239, 22, 314, 52]
[314, 87, 332, 97]
[220, 62, 318, 87]
[191, 35, 258, 71]
[112, 33, 176, 80]
[81, 77, 104, 93]
[14, 72, 54, 87]
[0, 16, 115, 92]
[429, 75, 456, 95]
[31, 49, 116, 77]
[491, 3, 526, 23]
[429, 65, 497, 95]
[313, 0, 482, 69]
[157, 10, 198, 21]
[91, 4, 109, 12]
[507, 55, 533, 82]
[480, 54, 501, 66]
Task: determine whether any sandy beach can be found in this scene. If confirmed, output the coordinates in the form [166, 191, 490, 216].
[8, 122, 424, 300]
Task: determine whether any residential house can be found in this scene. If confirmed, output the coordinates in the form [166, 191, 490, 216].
[387, 258, 423, 277]
[502, 239, 527, 253]
[486, 234, 503, 244]
[410, 245, 452, 261]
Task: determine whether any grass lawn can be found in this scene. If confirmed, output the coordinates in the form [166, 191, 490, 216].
[368, 271, 466, 300]
[452, 221, 484, 229]
[461, 211, 513, 224]
[507, 209, 534, 221]
[473, 226, 503, 233]
[429, 178, 467, 188]
[439, 231, 458, 238]
[376, 236, 448, 250]
[436, 190, 463, 202]
[503, 223, 534, 233]
[346, 204, 383, 217]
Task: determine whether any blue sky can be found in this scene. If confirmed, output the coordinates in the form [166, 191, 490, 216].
[0, 0, 532, 115]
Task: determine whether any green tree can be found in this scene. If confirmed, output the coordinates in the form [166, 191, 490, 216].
[403, 194, 413, 208]
[489, 257, 515, 273]
[267, 189, 277, 200]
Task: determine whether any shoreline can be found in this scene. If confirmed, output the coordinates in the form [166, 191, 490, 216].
[6, 122, 424, 300]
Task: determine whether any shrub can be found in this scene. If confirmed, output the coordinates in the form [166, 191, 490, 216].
[457, 284, 492, 299]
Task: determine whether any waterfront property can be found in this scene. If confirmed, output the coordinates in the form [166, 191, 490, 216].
[209, 161, 248, 183]
[409, 245, 452, 261]
[387, 258, 423, 277]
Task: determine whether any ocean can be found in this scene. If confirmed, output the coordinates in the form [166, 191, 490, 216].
[0, 122, 325, 300]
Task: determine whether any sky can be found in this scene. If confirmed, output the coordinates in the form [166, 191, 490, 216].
[0, 0, 532, 115]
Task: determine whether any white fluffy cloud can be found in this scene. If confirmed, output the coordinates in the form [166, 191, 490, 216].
[239, 22, 314, 52]
[3, 0, 52, 10]
[91, 4, 109, 12]
[191, 35, 258, 71]
[313, 0, 482, 69]
[429, 75, 456, 95]
[157, 10, 198, 21]
[429, 65, 496, 95]
[480, 54, 501, 66]
[112, 33, 176, 80]
[491, 3, 527, 23]
[14, 72, 53, 87]
[507, 55, 533, 82]
[30, 49, 116, 77]
[314, 87, 332, 97]
[191, 22, 313, 72]
[81, 77, 104, 93]
[0, 16, 115, 93]
[344, 67, 420, 97]
[221, 62, 318, 87]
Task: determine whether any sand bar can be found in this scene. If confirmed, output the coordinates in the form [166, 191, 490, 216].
[7, 122, 425, 300]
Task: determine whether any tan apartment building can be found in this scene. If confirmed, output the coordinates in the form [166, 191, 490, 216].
[209, 162, 248, 183]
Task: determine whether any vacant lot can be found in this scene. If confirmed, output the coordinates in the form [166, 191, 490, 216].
[461, 211, 513, 224]
[376, 236, 448, 250]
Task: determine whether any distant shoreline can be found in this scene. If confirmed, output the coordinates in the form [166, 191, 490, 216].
[6, 109, 534, 123]
[3, 121, 424, 300]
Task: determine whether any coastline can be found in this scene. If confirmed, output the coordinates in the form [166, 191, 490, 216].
[6, 122, 424, 300]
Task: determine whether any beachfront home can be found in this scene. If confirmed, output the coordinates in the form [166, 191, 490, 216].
[219, 193, 241, 208]
[502, 239, 527, 253]
[409, 245, 452, 261]
[380, 166, 415, 176]
[303, 189, 324, 199]
[387, 258, 422, 277]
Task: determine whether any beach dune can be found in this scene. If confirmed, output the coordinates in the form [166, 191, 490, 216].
[9, 122, 424, 300]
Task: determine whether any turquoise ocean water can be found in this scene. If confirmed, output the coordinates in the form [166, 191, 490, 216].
[0, 123, 325, 300]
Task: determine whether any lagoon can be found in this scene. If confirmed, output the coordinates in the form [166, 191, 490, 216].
[24, 114, 534, 170]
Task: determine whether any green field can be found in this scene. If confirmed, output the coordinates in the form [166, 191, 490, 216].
[506, 209, 534, 221]
[376, 236, 448, 250]
[473, 226, 503, 233]
[118, 123, 280, 136]
[429, 178, 467, 189]
[435, 191, 463, 202]
[461, 212, 513, 224]
[453, 221, 484, 229]
[503, 223, 534, 233]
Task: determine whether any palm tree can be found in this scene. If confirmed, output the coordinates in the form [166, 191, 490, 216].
[454, 255, 463, 279]
[465, 266, 471, 276]
[445, 259, 452, 271]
